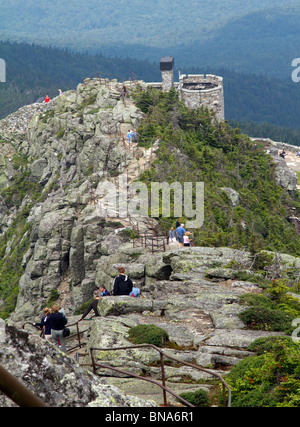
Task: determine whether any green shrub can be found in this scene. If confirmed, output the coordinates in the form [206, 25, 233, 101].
[239, 279, 300, 333]
[179, 389, 209, 407]
[231, 388, 278, 407]
[128, 324, 169, 347]
[248, 336, 296, 355]
[226, 337, 300, 407]
[239, 293, 275, 309]
[132, 86, 300, 257]
[56, 128, 65, 139]
[47, 289, 60, 306]
[239, 306, 293, 333]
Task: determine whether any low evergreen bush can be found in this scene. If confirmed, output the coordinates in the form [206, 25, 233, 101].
[239, 281, 300, 333]
[226, 337, 300, 407]
[239, 306, 294, 333]
[179, 389, 209, 407]
[128, 324, 169, 347]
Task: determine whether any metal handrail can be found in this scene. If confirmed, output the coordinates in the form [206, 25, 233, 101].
[22, 319, 92, 353]
[20, 322, 231, 407]
[65, 319, 94, 352]
[88, 359, 193, 407]
[129, 216, 168, 253]
[89, 344, 231, 407]
[22, 322, 45, 338]
[0, 365, 48, 407]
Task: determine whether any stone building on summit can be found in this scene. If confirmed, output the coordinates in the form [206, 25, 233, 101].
[149, 56, 225, 121]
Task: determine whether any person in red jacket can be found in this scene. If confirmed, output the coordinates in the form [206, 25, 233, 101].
[44, 95, 50, 103]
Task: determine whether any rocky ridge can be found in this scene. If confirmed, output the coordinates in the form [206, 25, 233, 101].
[79, 245, 294, 404]
[0, 78, 299, 406]
[0, 78, 158, 321]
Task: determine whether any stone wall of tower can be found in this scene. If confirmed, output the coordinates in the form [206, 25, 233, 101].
[154, 57, 225, 121]
[178, 74, 225, 121]
[162, 69, 174, 92]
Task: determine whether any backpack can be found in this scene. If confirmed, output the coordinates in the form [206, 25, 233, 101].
[129, 287, 140, 297]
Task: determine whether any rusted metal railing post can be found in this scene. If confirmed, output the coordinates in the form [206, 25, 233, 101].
[160, 351, 167, 406]
[76, 322, 82, 349]
[90, 349, 97, 375]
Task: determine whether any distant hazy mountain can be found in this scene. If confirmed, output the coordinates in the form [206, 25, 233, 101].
[0, 1, 299, 79]
[98, 9, 300, 79]
[172, 9, 300, 79]
[1, 1, 293, 47]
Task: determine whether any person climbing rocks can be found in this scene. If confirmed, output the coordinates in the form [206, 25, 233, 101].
[79, 290, 101, 320]
[121, 85, 127, 106]
[34, 307, 52, 341]
[121, 85, 127, 98]
[127, 130, 133, 144]
[133, 130, 139, 144]
[44, 95, 50, 103]
[48, 305, 68, 353]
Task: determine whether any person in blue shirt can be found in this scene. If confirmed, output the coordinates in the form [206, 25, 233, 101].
[127, 130, 133, 144]
[99, 285, 111, 296]
[176, 223, 186, 248]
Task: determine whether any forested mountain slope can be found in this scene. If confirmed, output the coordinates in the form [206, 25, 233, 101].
[133, 87, 300, 254]
[0, 41, 160, 119]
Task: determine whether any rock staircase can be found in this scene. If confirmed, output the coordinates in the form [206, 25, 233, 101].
[92, 132, 165, 242]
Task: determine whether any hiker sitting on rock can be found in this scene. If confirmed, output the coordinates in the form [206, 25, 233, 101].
[113, 266, 133, 296]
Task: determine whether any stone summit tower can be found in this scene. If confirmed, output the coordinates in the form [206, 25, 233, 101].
[160, 56, 175, 92]
[158, 56, 225, 121]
